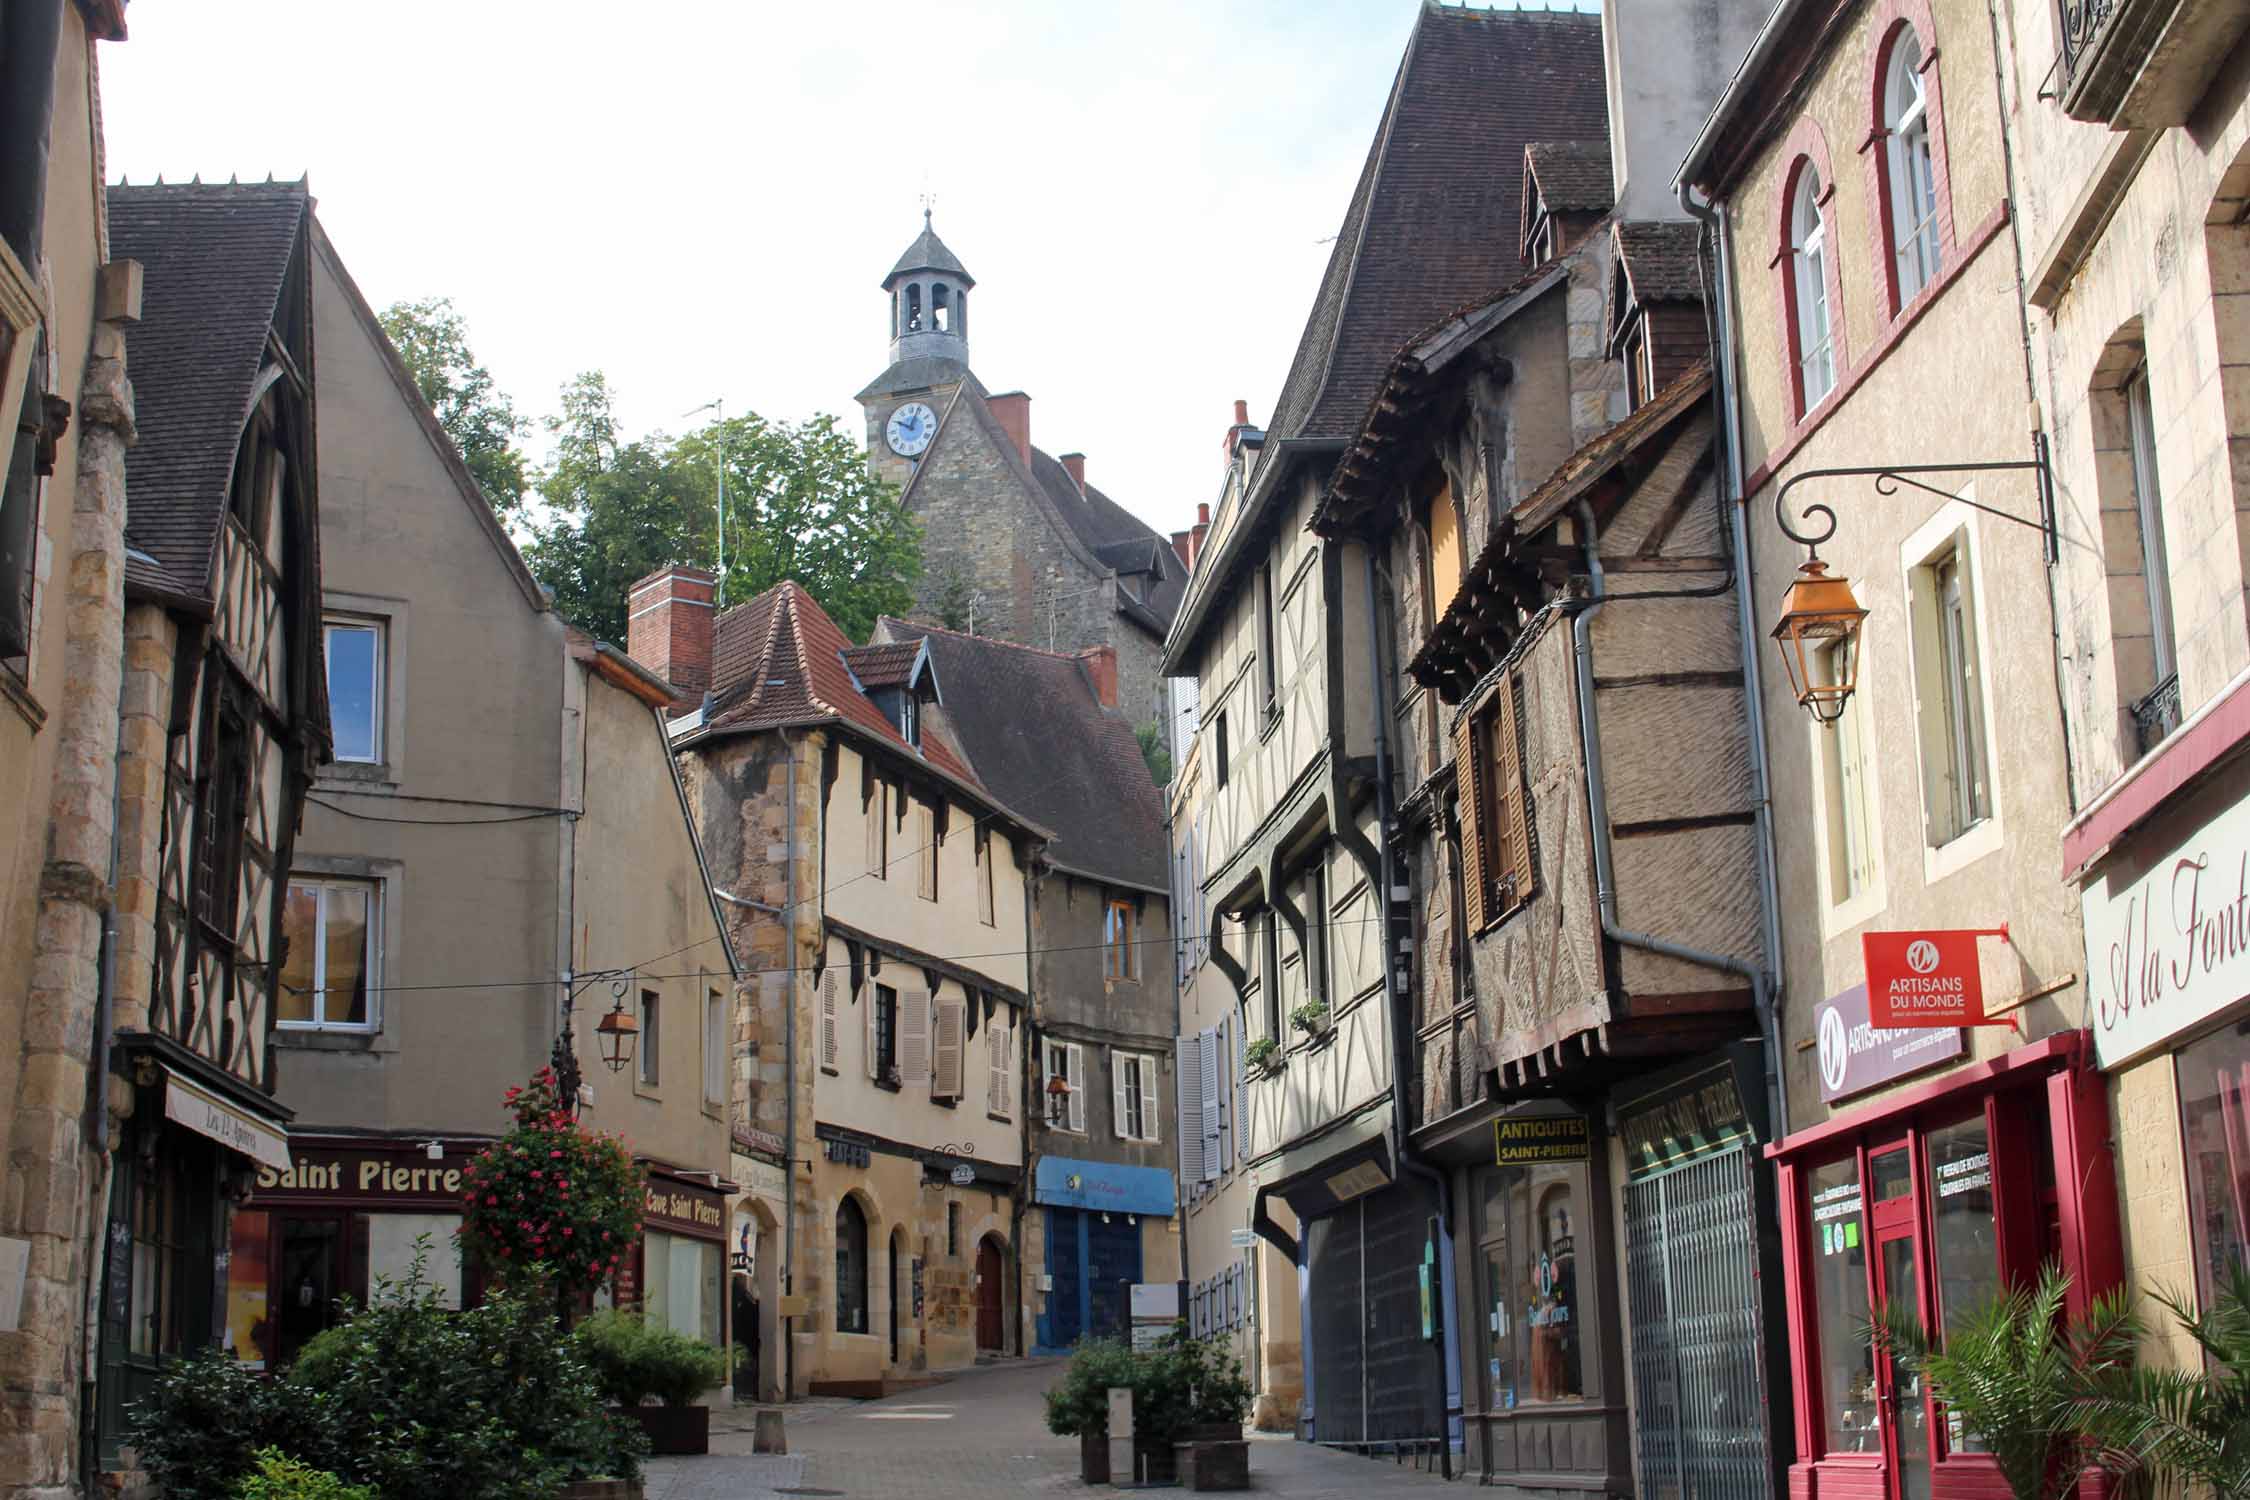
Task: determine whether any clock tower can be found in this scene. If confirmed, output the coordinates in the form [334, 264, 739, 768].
[856, 209, 974, 491]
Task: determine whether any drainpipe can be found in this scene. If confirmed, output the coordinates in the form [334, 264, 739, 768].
[1678, 183, 1792, 1138]
[781, 728, 800, 1400]
[1364, 547, 1452, 1479]
[79, 646, 129, 1421]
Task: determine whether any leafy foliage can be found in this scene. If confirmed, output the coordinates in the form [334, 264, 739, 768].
[523, 373, 921, 643]
[1875, 1262, 2139, 1500]
[131, 1349, 287, 1500]
[457, 1067, 642, 1298]
[376, 298, 530, 516]
[2076, 1265, 2250, 1500]
[1135, 720, 1172, 788]
[1042, 1327, 1251, 1443]
[575, 1307, 730, 1407]
[233, 1450, 372, 1500]
[1044, 1336, 1139, 1437]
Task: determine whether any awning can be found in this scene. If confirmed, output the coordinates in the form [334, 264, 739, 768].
[165, 1072, 290, 1172]
[1254, 1105, 1395, 1223]
[112, 1029, 293, 1172]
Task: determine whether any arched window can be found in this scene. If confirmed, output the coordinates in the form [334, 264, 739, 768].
[835, 1198, 869, 1333]
[905, 284, 922, 334]
[933, 283, 951, 333]
[954, 288, 967, 338]
[1884, 31, 1941, 302]
[1791, 168, 1837, 409]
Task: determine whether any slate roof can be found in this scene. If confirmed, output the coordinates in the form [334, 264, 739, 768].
[885, 211, 974, 288]
[1525, 141, 1616, 213]
[876, 619, 1167, 892]
[699, 580, 982, 790]
[108, 180, 310, 607]
[1265, 5, 1609, 445]
[1614, 220, 1706, 304]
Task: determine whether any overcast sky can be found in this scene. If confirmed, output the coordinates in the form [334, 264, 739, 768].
[94, 1, 1468, 542]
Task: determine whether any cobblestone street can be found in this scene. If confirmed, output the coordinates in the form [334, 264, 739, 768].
[644, 1360, 1460, 1500]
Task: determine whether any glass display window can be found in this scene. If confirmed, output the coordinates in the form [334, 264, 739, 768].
[2177, 1023, 2250, 1316]
[1477, 1162, 1588, 1409]
[1807, 1154, 1874, 1455]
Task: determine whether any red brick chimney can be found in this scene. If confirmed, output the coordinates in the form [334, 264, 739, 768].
[1187, 501, 1212, 570]
[1170, 529, 1192, 566]
[1060, 452, 1086, 494]
[1222, 398, 1251, 462]
[988, 391, 1032, 467]
[1075, 644, 1118, 709]
[627, 564, 715, 705]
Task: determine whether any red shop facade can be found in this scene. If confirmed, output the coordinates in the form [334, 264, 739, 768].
[1767, 1031, 2121, 1500]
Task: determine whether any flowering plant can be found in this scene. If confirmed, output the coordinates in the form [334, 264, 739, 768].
[459, 1067, 643, 1298]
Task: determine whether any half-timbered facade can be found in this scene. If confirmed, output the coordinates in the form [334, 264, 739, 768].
[97, 180, 329, 1460]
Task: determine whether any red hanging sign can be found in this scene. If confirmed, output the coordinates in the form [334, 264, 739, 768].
[1861, 927, 2011, 1028]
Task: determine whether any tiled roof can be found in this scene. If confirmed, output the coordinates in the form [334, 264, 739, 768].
[885, 211, 974, 287]
[108, 180, 310, 608]
[1525, 140, 1615, 213]
[1265, 6, 1609, 444]
[876, 619, 1167, 892]
[841, 640, 922, 690]
[1614, 220, 1706, 304]
[1512, 359, 1714, 533]
[703, 580, 980, 788]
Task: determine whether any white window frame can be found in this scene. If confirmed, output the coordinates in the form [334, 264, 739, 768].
[1104, 897, 1136, 980]
[2125, 364, 2176, 685]
[1884, 32, 1942, 305]
[1113, 1050, 1161, 1144]
[639, 989, 662, 1088]
[322, 617, 386, 765]
[1044, 1038, 1086, 1133]
[1903, 501, 2005, 881]
[280, 877, 382, 1032]
[1813, 640, 1887, 938]
[1791, 170, 1836, 409]
[704, 988, 726, 1107]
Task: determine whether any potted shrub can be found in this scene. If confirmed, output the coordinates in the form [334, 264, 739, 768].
[1244, 1037, 1283, 1078]
[1042, 1336, 1138, 1483]
[1138, 1326, 1253, 1488]
[1289, 1001, 1328, 1037]
[577, 1308, 730, 1456]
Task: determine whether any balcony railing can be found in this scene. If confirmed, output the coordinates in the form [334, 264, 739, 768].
[2057, 0, 2118, 87]
[2132, 672, 2183, 758]
[2054, 0, 2250, 127]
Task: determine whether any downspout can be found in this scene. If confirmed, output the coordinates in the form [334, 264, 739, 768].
[80, 652, 128, 1438]
[1018, 839, 1039, 1358]
[1364, 547, 1452, 1479]
[1166, 799, 1189, 1292]
[781, 727, 801, 1399]
[1678, 184, 1792, 1137]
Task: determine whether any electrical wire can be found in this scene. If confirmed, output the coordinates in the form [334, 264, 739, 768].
[308, 796, 559, 826]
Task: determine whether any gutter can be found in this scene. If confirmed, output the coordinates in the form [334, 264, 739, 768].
[1673, 0, 1814, 193]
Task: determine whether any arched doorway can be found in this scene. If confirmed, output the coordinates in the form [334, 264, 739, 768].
[976, 1236, 1006, 1353]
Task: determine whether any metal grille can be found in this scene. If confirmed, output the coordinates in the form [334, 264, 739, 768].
[1624, 1148, 1772, 1500]
[1307, 1182, 1444, 1446]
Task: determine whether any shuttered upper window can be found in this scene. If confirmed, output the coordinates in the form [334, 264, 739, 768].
[1454, 670, 1534, 932]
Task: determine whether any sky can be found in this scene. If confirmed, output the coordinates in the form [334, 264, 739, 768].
[96, 1, 1457, 542]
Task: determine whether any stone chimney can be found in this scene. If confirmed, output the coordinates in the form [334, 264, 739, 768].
[627, 564, 715, 705]
[1076, 644, 1118, 709]
[988, 390, 1032, 467]
[1060, 452, 1086, 494]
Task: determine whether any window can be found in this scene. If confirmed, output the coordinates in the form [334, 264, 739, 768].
[643, 1229, 724, 1349]
[1214, 710, 1230, 789]
[278, 879, 378, 1030]
[1104, 898, 1136, 980]
[901, 690, 920, 747]
[0, 325, 45, 663]
[835, 1197, 869, 1334]
[1623, 321, 1653, 412]
[1807, 1156, 1875, 1453]
[932, 994, 965, 1101]
[193, 695, 251, 933]
[1456, 672, 1533, 931]
[2125, 364, 2178, 693]
[1256, 561, 1278, 712]
[1044, 1038, 1086, 1132]
[1883, 31, 1942, 304]
[366, 1212, 464, 1310]
[639, 990, 661, 1086]
[323, 619, 384, 764]
[1817, 641, 1878, 906]
[1790, 167, 1837, 409]
[1478, 1163, 1588, 1408]
[947, 1201, 961, 1257]
[975, 828, 995, 926]
[986, 1009, 1015, 1119]
[2177, 1025, 2250, 1316]
[704, 988, 725, 1106]
[1303, 864, 1328, 1007]
[1911, 538, 1992, 843]
[917, 804, 938, 901]
[1114, 1051, 1160, 1143]
[866, 781, 887, 879]
[871, 985, 898, 1084]
[1427, 481, 1464, 621]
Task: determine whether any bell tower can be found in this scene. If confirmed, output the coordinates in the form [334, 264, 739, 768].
[859, 211, 975, 491]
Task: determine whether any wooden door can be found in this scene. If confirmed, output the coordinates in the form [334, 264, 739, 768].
[976, 1239, 1005, 1351]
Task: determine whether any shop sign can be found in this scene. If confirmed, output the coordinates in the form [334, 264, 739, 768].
[1033, 1156, 1176, 1216]
[1814, 982, 1964, 1103]
[252, 1146, 473, 1204]
[2082, 785, 2250, 1068]
[165, 1076, 291, 1172]
[1810, 1178, 1863, 1258]
[643, 1178, 727, 1240]
[1492, 1113, 1590, 1165]
[1617, 1067, 1753, 1178]
[733, 1125, 786, 1160]
[1862, 929, 2007, 1027]
[949, 1164, 976, 1186]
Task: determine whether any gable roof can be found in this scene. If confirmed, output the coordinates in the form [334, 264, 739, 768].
[1613, 220, 1706, 305]
[1525, 140, 1617, 214]
[1264, 5, 1609, 447]
[841, 639, 924, 691]
[109, 179, 310, 608]
[876, 618, 1167, 892]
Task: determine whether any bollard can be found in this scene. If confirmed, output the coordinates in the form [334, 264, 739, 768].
[753, 1406, 788, 1455]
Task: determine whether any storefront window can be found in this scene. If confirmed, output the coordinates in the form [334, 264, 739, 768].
[836, 1197, 870, 1334]
[2179, 1025, 2250, 1313]
[644, 1229, 724, 1349]
[1925, 1115, 1998, 1453]
[1808, 1156, 1876, 1454]
[368, 1212, 463, 1308]
[1478, 1164, 1585, 1408]
[224, 1210, 272, 1368]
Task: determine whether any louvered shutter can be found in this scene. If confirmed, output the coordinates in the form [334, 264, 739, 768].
[1005, 1013, 1019, 1118]
[866, 783, 884, 877]
[987, 1018, 1007, 1114]
[865, 985, 879, 1079]
[1219, 1015, 1236, 1170]
[1112, 1049, 1131, 1141]
[1139, 1057, 1160, 1146]
[899, 991, 931, 1085]
[1495, 675, 1533, 912]
[933, 997, 964, 1099]
[1455, 711, 1489, 932]
[1066, 1043, 1086, 1132]
[820, 975, 839, 1070]
[1199, 1028, 1221, 1181]
[1176, 1036, 1205, 1181]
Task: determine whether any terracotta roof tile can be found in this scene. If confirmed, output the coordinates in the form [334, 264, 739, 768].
[841, 641, 922, 690]
[1525, 140, 1616, 213]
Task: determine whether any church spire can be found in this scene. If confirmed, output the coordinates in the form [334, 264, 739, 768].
[882, 211, 973, 369]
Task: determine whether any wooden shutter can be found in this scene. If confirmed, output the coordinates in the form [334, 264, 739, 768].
[1198, 1028, 1221, 1181]
[866, 782, 885, 878]
[1004, 1013, 1018, 1118]
[918, 805, 937, 900]
[820, 975, 840, 1071]
[1454, 711, 1489, 932]
[1494, 675, 1533, 913]
[1176, 1036, 1204, 1179]
[1139, 1056, 1160, 1146]
[865, 985, 879, 1079]
[933, 996, 964, 1099]
[986, 1018, 1007, 1114]
[1112, 1048, 1132, 1141]
[1066, 1043, 1086, 1132]
[899, 991, 931, 1085]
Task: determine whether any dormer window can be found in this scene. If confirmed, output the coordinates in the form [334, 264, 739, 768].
[901, 689, 920, 748]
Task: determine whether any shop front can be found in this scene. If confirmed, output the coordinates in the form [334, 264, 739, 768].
[622, 1161, 732, 1352]
[1031, 1155, 1175, 1351]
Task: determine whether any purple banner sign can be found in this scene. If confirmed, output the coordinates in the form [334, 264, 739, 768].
[1814, 982, 1964, 1103]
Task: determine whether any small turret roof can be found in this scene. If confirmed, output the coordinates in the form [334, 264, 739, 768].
[884, 209, 974, 289]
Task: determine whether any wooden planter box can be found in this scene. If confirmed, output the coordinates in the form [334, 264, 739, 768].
[1132, 1437, 1177, 1484]
[1080, 1431, 1111, 1484]
[559, 1482, 644, 1500]
[619, 1402, 710, 1456]
[1174, 1439, 1248, 1491]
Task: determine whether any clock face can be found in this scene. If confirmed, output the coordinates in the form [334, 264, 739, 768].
[886, 402, 937, 457]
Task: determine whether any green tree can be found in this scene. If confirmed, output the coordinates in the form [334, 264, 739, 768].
[377, 298, 530, 516]
[1136, 720, 1172, 788]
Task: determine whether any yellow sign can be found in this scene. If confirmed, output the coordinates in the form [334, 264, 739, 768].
[1493, 1114, 1590, 1164]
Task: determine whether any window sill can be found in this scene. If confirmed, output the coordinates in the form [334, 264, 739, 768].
[821, 1066, 840, 1077]
[320, 760, 394, 785]
[0, 665, 45, 733]
[1257, 705, 1282, 743]
[932, 1095, 958, 1110]
[987, 1111, 1013, 1126]
[873, 1077, 902, 1093]
[275, 1027, 389, 1052]
[1923, 812, 2002, 885]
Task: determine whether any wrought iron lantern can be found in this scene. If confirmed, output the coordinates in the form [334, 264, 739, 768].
[595, 993, 640, 1074]
[1044, 1073, 1072, 1125]
[1769, 557, 1866, 724]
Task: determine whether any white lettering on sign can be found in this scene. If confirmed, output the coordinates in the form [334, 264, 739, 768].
[1936, 1152, 1992, 1198]
[2083, 783, 2250, 1068]
[644, 1186, 725, 1229]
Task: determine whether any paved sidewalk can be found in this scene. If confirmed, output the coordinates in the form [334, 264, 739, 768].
[645, 1359, 1461, 1500]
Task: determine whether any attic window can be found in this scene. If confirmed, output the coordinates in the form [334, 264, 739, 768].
[901, 690, 920, 748]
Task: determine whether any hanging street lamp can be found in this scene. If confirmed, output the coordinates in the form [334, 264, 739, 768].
[596, 993, 641, 1076]
[1769, 557, 1866, 724]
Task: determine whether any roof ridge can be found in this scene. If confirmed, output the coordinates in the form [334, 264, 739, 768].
[883, 614, 1099, 662]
